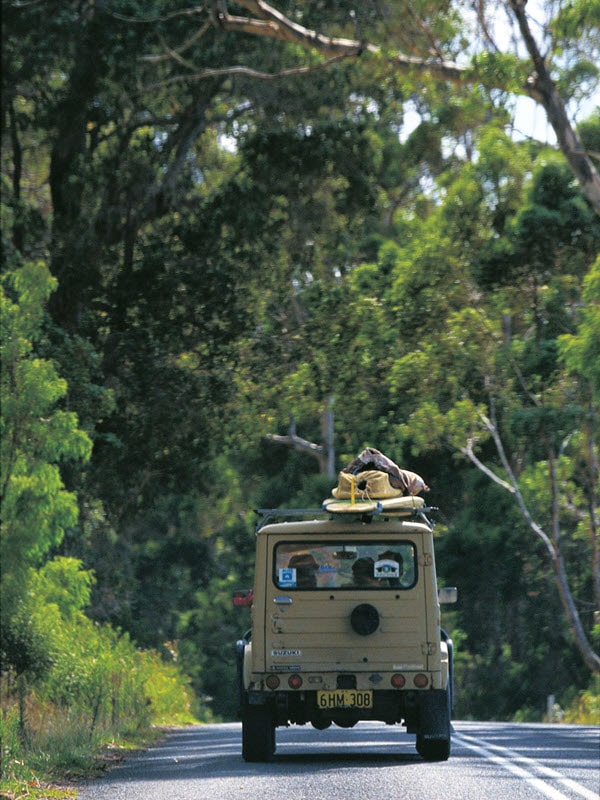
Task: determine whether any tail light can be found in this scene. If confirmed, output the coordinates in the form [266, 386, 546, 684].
[233, 589, 254, 607]
[414, 673, 429, 688]
[288, 674, 303, 689]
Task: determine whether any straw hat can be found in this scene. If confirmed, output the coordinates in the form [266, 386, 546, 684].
[322, 470, 425, 515]
[332, 470, 403, 500]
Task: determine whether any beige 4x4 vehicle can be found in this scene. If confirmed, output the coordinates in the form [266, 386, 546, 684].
[235, 500, 455, 762]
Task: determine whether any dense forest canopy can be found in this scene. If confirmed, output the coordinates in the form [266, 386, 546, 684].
[1, 0, 599, 722]
[140, 0, 600, 210]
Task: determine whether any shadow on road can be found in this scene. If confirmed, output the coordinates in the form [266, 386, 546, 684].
[84, 722, 424, 786]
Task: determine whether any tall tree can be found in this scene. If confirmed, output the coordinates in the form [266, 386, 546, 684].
[3, 0, 598, 716]
[389, 156, 600, 673]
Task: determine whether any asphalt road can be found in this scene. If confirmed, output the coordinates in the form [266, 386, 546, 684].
[78, 720, 599, 800]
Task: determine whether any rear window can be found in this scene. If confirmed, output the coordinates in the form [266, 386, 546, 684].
[273, 541, 417, 590]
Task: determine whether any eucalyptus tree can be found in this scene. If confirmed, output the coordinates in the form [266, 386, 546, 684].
[387, 152, 600, 674]
[3, 0, 598, 690]
[132, 0, 600, 212]
[252, 125, 600, 677]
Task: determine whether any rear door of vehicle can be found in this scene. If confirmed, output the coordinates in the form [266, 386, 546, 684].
[265, 530, 428, 675]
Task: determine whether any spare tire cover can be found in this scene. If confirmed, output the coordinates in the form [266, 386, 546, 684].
[350, 603, 380, 636]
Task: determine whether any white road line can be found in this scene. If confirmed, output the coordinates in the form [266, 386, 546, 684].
[454, 732, 596, 800]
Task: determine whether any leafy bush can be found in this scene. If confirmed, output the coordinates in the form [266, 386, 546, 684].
[139, 651, 197, 726]
[563, 678, 600, 724]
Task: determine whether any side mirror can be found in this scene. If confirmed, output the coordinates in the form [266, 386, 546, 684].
[233, 589, 254, 607]
[438, 587, 457, 604]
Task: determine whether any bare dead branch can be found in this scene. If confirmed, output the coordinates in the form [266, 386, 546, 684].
[461, 437, 516, 494]
[229, 0, 369, 53]
[471, 403, 600, 673]
[480, 409, 556, 556]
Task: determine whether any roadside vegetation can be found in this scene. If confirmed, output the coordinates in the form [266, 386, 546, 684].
[0, 265, 198, 798]
[0, 590, 197, 798]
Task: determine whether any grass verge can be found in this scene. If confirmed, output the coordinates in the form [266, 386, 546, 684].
[0, 721, 173, 800]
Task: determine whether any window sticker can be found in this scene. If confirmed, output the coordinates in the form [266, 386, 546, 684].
[374, 559, 401, 579]
[279, 567, 297, 588]
[318, 561, 338, 574]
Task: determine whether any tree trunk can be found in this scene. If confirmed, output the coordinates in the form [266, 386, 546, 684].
[508, 0, 600, 215]
[48, 7, 102, 331]
[547, 447, 600, 674]
[320, 395, 336, 478]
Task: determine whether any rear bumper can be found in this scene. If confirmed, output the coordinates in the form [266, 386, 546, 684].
[246, 687, 448, 731]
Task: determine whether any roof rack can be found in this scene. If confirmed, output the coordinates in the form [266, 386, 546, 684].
[254, 505, 438, 530]
[254, 508, 326, 529]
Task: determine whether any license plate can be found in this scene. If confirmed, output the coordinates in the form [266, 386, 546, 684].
[317, 690, 373, 709]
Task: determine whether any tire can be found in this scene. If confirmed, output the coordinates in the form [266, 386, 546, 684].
[416, 733, 451, 762]
[415, 688, 451, 762]
[241, 705, 276, 762]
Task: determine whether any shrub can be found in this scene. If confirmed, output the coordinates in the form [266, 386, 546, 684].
[563, 678, 600, 724]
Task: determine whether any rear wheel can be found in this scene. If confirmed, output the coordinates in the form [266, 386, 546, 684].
[415, 689, 451, 762]
[241, 705, 276, 762]
[416, 733, 451, 762]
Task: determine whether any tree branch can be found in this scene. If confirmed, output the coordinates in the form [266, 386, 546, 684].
[465, 404, 600, 673]
[461, 437, 515, 494]
[144, 54, 354, 89]
[264, 402, 336, 477]
[217, 0, 600, 211]
[479, 408, 556, 558]
[264, 426, 327, 474]
[132, 1, 600, 210]
[222, 0, 371, 55]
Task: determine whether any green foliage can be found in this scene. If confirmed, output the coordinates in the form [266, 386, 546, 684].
[553, 0, 600, 35]
[0, 264, 92, 550]
[138, 651, 197, 726]
[1, 262, 92, 680]
[437, 473, 589, 720]
[558, 256, 600, 397]
[563, 677, 600, 724]
[1, 558, 195, 786]
[1, 260, 194, 789]
[30, 557, 94, 618]
[469, 50, 528, 93]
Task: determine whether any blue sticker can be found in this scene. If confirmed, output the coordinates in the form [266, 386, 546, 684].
[279, 568, 297, 587]
[318, 562, 338, 573]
